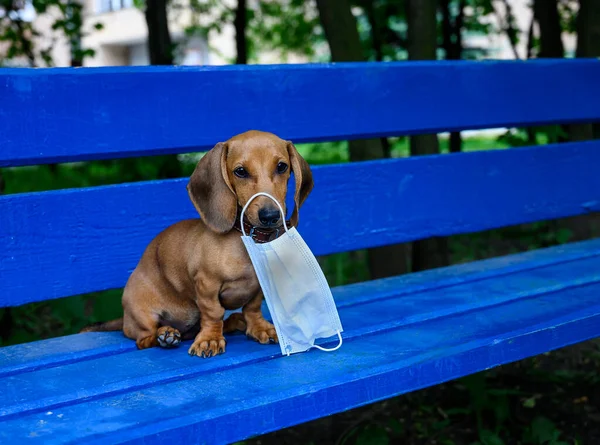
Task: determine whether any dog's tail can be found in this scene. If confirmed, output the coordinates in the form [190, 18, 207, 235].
[80, 318, 123, 333]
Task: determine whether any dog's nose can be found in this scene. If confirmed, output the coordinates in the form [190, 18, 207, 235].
[258, 208, 281, 227]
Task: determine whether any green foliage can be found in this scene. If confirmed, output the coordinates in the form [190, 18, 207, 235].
[476, 429, 505, 445]
[0, 289, 122, 347]
[557, 0, 578, 36]
[177, 0, 323, 64]
[249, 0, 323, 61]
[523, 416, 569, 445]
[464, 373, 526, 443]
[497, 126, 570, 148]
[0, 0, 101, 66]
[349, 0, 494, 62]
[296, 141, 349, 165]
[355, 425, 389, 445]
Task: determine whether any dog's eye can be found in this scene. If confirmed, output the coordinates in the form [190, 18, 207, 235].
[276, 162, 288, 174]
[234, 167, 249, 178]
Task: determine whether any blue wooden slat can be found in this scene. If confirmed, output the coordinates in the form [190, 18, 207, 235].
[1, 142, 599, 307]
[332, 238, 600, 309]
[1, 60, 600, 167]
[2, 238, 598, 378]
[1, 275, 599, 443]
[1, 247, 599, 420]
[0, 332, 135, 379]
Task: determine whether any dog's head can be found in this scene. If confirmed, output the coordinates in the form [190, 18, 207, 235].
[187, 130, 313, 234]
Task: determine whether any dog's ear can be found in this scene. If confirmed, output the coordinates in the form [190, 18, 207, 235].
[187, 142, 237, 233]
[287, 141, 314, 227]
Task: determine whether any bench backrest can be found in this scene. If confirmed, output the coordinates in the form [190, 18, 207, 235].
[1, 60, 599, 308]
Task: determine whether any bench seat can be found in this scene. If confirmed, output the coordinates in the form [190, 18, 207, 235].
[2, 238, 600, 444]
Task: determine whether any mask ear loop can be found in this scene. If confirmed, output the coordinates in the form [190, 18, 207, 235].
[240, 192, 289, 237]
[313, 331, 343, 352]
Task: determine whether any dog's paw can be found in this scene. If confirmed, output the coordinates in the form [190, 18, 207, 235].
[157, 326, 181, 348]
[246, 320, 278, 345]
[188, 335, 226, 358]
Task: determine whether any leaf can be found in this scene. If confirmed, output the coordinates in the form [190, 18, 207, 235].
[523, 396, 537, 408]
[356, 425, 390, 445]
[433, 419, 451, 431]
[479, 429, 505, 445]
[555, 228, 572, 244]
[91, 290, 123, 323]
[529, 416, 559, 444]
[444, 407, 472, 416]
[387, 419, 403, 435]
[493, 393, 510, 428]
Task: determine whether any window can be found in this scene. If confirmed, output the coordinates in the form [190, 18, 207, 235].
[97, 0, 133, 14]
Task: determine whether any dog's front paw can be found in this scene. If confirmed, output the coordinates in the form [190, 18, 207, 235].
[157, 326, 181, 348]
[246, 320, 278, 345]
[188, 334, 226, 358]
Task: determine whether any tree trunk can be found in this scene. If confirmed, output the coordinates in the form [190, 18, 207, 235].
[316, 0, 409, 279]
[526, 13, 535, 59]
[534, 0, 596, 242]
[577, 0, 600, 139]
[533, 0, 564, 58]
[441, 0, 464, 154]
[577, 0, 600, 58]
[562, 0, 600, 241]
[363, 0, 391, 158]
[145, 0, 173, 65]
[234, 0, 248, 64]
[363, 0, 384, 61]
[534, 0, 588, 145]
[407, 0, 450, 271]
[144, 0, 181, 178]
[533, 0, 573, 143]
[67, 0, 83, 67]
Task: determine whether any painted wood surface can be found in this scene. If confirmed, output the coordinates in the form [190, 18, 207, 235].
[1, 142, 599, 307]
[2, 61, 600, 442]
[1, 239, 599, 443]
[3, 238, 597, 379]
[2, 60, 600, 167]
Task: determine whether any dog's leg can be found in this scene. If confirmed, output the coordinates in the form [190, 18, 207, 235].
[122, 304, 160, 350]
[124, 316, 161, 350]
[243, 292, 278, 344]
[188, 278, 226, 358]
[223, 312, 247, 334]
[122, 274, 192, 350]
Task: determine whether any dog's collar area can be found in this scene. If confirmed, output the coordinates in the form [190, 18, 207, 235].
[233, 216, 291, 243]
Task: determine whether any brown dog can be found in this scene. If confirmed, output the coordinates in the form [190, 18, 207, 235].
[81, 130, 313, 358]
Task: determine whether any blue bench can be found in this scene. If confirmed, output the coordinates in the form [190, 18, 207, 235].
[1, 60, 600, 444]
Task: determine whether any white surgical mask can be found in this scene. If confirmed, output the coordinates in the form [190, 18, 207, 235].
[240, 192, 343, 356]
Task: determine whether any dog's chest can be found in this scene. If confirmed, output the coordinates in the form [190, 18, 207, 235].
[218, 261, 260, 310]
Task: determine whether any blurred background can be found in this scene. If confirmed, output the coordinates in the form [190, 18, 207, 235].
[1, 0, 599, 444]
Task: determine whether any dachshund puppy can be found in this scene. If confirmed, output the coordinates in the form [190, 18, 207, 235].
[81, 130, 313, 358]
